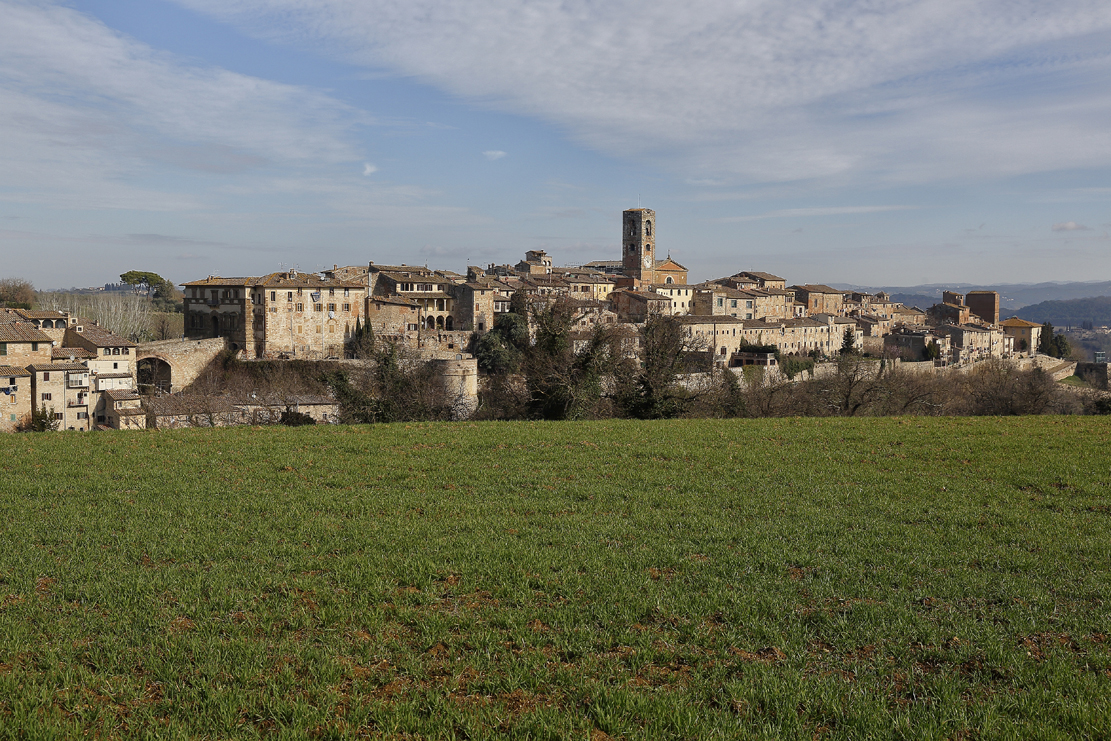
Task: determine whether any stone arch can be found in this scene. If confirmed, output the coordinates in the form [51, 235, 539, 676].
[426, 316, 436, 330]
[137, 355, 175, 393]
[445, 316, 454, 331]
[436, 315, 444, 330]
[665, 276, 673, 284]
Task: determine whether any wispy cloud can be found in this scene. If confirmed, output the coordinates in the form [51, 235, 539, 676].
[483, 150, 507, 161]
[1052, 221, 1090, 231]
[173, 0, 1111, 183]
[363, 162, 378, 175]
[721, 206, 917, 223]
[0, 0, 370, 210]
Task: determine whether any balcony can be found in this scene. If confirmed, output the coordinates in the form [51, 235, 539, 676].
[68, 398, 88, 408]
[67, 378, 89, 388]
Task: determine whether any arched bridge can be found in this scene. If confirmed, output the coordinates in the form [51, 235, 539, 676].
[137, 337, 227, 393]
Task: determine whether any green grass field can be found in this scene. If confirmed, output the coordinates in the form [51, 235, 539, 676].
[1, 418, 1109, 739]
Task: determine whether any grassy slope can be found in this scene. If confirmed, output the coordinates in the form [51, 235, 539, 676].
[1, 418, 1109, 739]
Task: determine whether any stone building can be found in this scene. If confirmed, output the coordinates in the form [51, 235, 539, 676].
[790, 285, 845, 316]
[735, 271, 787, 290]
[0, 366, 32, 432]
[611, 290, 672, 323]
[0, 322, 53, 366]
[183, 271, 366, 358]
[965, 291, 1000, 325]
[1000, 317, 1041, 354]
[28, 362, 91, 431]
[883, 327, 950, 362]
[622, 208, 658, 283]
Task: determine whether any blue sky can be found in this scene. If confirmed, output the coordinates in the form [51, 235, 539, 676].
[2, 0, 1110, 290]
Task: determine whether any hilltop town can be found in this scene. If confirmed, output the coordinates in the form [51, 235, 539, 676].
[1, 208, 1073, 432]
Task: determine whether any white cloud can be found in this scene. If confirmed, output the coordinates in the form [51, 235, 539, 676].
[483, 150, 507, 161]
[363, 162, 378, 175]
[0, 0, 370, 210]
[171, 0, 1111, 183]
[1052, 221, 1091, 231]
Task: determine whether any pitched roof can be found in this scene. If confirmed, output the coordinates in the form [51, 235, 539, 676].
[103, 388, 141, 401]
[0, 365, 32, 378]
[16, 310, 69, 320]
[737, 271, 785, 282]
[68, 324, 136, 348]
[1000, 317, 1041, 328]
[791, 284, 842, 294]
[255, 272, 364, 289]
[28, 362, 88, 372]
[0, 323, 52, 343]
[181, 276, 257, 286]
[654, 258, 687, 271]
[52, 347, 95, 359]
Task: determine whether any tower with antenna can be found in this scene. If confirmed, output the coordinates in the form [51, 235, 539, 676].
[622, 207, 656, 283]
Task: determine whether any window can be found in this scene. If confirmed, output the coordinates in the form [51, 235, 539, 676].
[342, 303, 350, 312]
[344, 288, 350, 298]
[297, 288, 303, 296]
[296, 303, 304, 312]
[113, 348, 120, 355]
[113, 362, 118, 370]
[43, 372, 50, 381]
[271, 291, 276, 302]
[77, 412, 88, 420]
[41, 393, 52, 401]
[0, 343, 5, 356]
[314, 304, 323, 312]
[328, 303, 336, 312]
[717, 298, 724, 307]
[287, 292, 293, 302]
[731, 300, 737, 308]
[103, 348, 111, 356]
[32, 342, 38, 351]
[329, 288, 335, 297]
[54, 413, 63, 421]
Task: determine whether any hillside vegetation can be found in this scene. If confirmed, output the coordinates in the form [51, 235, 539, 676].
[1015, 295, 1111, 327]
[1, 419, 1109, 739]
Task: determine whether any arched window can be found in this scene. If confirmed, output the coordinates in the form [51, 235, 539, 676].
[445, 316, 454, 331]
[665, 276, 673, 284]
[646, 221, 652, 236]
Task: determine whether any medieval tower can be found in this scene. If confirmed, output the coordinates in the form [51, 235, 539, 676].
[622, 208, 655, 283]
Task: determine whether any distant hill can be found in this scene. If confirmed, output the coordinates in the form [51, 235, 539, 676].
[1014, 296, 1111, 327]
[887, 293, 939, 310]
[832, 281, 1111, 311]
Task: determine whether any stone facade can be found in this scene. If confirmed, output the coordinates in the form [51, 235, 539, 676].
[622, 208, 657, 283]
[790, 285, 845, 316]
[183, 271, 366, 359]
[0, 366, 32, 432]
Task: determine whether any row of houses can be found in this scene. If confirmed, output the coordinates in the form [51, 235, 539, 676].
[178, 207, 1043, 371]
[0, 309, 142, 432]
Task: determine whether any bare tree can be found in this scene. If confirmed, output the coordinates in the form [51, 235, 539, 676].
[0, 277, 34, 306]
[38, 291, 153, 341]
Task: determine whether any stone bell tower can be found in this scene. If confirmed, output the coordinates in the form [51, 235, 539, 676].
[621, 208, 656, 283]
